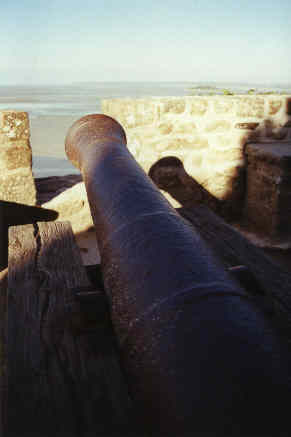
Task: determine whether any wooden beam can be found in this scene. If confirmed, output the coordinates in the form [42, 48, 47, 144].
[178, 205, 291, 342]
[7, 221, 133, 436]
[0, 268, 8, 436]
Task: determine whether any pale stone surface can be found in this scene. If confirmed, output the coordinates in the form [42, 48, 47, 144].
[189, 99, 208, 116]
[182, 150, 204, 171]
[162, 99, 186, 114]
[213, 99, 235, 114]
[102, 95, 291, 220]
[0, 111, 29, 141]
[138, 155, 159, 173]
[236, 97, 264, 118]
[0, 110, 36, 205]
[158, 122, 173, 135]
[268, 99, 283, 116]
[204, 120, 232, 133]
[0, 143, 32, 170]
[212, 132, 249, 149]
[206, 147, 244, 165]
[173, 121, 197, 134]
[42, 182, 94, 234]
[153, 136, 209, 152]
[0, 168, 36, 204]
[35, 175, 100, 265]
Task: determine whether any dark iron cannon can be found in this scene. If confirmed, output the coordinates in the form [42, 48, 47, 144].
[65, 114, 290, 436]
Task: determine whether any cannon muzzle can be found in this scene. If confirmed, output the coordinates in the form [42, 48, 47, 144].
[66, 114, 290, 435]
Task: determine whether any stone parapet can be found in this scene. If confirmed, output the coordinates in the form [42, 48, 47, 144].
[245, 142, 291, 242]
[102, 96, 291, 216]
[0, 111, 36, 205]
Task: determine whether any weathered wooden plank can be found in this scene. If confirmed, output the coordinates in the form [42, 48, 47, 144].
[0, 200, 58, 270]
[178, 205, 291, 340]
[8, 221, 133, 437]
[0, 267, 8, 437]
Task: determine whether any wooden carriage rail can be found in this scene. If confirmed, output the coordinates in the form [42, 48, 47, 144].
[178, 205, 291, 341]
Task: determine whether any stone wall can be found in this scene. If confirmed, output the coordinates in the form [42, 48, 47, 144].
[102, 96, 291, 215]
[0, 111, 36, 205]
[245, 142, 291, 242]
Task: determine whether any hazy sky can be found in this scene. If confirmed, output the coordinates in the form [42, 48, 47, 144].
[1, 0, 290, 84]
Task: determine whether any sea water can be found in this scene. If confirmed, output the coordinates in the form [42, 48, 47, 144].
[0, 81, 290, 177]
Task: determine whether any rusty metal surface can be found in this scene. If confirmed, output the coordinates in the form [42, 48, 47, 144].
[65, 114, 291, 436]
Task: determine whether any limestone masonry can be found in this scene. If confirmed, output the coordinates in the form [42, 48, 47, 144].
[103, 96, 291, 241]
[1, 97, 291, 245]
[246, 142, 291, 241]
[0, 111, 36, 205]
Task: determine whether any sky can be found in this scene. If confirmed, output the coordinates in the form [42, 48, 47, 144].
[1, 0, 291, 85]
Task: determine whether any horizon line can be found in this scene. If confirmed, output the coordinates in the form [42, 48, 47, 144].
[1, 80, 291, 87]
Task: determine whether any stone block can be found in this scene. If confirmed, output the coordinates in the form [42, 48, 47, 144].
[131, 126, 157, 142]
[134, 101, 156, 126]
[138, 155, 158, 173]
[246, 142, 291, 170]
[212, 135, 233, 149]
[245, 142, 291, 238]
[158, 122, 173, 135]
[213, 99, 234, 114]
[43, 182, 93, 234]
[0, 143, 32, 170]
[0, 169, 36, 205]
[0, 111, 30, 141]
[127, 138, 142, 159]
[189, 99, 208, 116]
[236, 97, 264, 118]
[162, 99, 186, 114]
[268, 99, 283, 116]
[213, 133, 248, 149]
[155, 136, 208, 152]
[204, 120, 232, 133]
[173, 121, 197, 134]
[183, 151, 204, 172]
[207, 147, 244, 165]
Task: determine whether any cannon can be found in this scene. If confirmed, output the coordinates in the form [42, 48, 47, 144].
[65, 114, 290, 436]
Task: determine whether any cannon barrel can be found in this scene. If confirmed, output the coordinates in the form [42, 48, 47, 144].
[65, 114, 290, 435]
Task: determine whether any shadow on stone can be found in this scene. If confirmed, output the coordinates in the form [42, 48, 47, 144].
[148, 118, 291, 238]
[149, 156, 243, 221]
